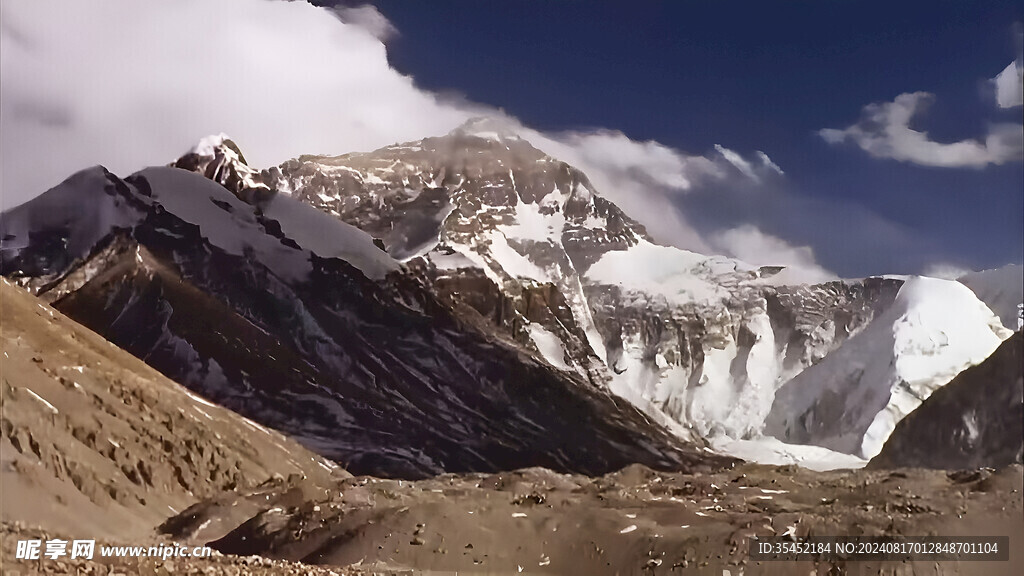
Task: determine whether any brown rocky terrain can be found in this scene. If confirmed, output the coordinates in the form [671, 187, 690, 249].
[0, 279, 339, 541]
[10, 464, 1019, 575]
[156, 463, 1023, 575]
[5, 461, 1022, 575]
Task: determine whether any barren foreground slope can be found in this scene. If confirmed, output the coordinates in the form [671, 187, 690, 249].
[0, 279, 339, 541]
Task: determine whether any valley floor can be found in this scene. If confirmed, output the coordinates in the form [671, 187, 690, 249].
[3, 463, 1022, 575]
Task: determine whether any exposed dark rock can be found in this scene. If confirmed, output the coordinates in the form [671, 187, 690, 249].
[870, 332, 1023, 470]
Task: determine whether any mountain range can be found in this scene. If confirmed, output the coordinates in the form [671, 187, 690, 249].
[2, 119, 1021, 574]
[4, 120, 1019, 470]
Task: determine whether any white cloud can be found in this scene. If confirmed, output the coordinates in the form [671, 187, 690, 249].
[519, 131, 790, 252]
[921, 262, 972, 280]
[819, 91, 1023, 168]
[550, 130, 723, 192]
[523, 130, 723, 252]
[715, 144, 759, 181]
[0, 0, 475, 209]
[331, 4, 398, 42]
[713, 145, 785, 182]
[756, 151, 784, 175]
[710, 225, 837, 284]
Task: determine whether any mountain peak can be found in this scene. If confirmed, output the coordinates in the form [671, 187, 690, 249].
[190, 132, 234, 156]
[173, 134, 271, 202]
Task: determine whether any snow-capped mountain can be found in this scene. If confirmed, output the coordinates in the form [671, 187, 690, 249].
[3, 124, 1011, 473]
[234, 121, 1011, 462]
[256, 126, 882, 441]
[0, 157, 719, 479]
[267, 123, 643, 386]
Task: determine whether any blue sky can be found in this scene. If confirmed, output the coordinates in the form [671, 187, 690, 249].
[327, 0, 1024, 276]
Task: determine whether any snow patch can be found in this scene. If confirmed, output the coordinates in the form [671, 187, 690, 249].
[0, 167, 144, 263]
[25, 388, 58, 414]
[190, 133, 231, 157]
[529, 324, 570, 370]
[710, 436, 867, 471]
[586, 240, 726, 306]
[581, 213, 607, 229]
[484, 231, 549, 282]
[499, 199, 565, 243]
[362, 172, 388, 185]
[429, 249, 481, 271]
[259, 186, 400, 280]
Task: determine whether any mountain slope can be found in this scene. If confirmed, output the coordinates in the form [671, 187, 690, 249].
[0, 279, 338, 540]
[764, 277, 1011, 459]
[869, 331, 1023, 469]
[1, 161, 726, 480]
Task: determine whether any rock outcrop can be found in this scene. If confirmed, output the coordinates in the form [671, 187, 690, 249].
[870, 332, 1023, 469]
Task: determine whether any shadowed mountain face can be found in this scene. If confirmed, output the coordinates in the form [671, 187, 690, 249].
[870, 332, 1023, 470]
[0, 161, 728, 480]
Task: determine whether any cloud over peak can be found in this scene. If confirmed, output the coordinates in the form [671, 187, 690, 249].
[713, 144, 786, 183]
[0, 0, 470, 208]
[710, 224, 837, 285]
[819, 91, 1023, 168]
[331, 4, 399, 42]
